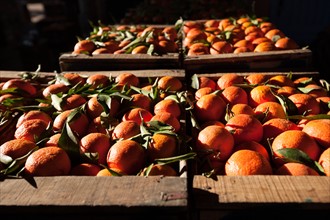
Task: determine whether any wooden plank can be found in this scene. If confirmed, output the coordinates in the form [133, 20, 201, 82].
[193, 175, 330, 209]
[59, 53, 182, 72]
[0, 176, 188, 215]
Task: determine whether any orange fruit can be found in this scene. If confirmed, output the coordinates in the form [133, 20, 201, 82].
[271, 130, 322, 162]
[122, 107, 153, 125]
[86, 74, 110, 89]
[254, 41, 275, 52]
[200, 121, 225, 130]
[2, 79, 37, 97]
[87, 116, 109, 135]
[234, 141, 270, 161]
[194, 93, 226, 123]
[61, 94, 87, 111]
[251, 37, 272, 46]
[233, 39, 255, 51]
[268, 75, 295, 87]
[92, 48, 111, 55]
[221, 86, 248, 106]
[73, 39, 95, 54]
[318, 148, 330, 176]
[249, 85, 277, 108]
[275, 37, 299, 50]
[104, 41, 120, 53]
[62, 73, 86, 85]
[276, 86, 299, 97]
[42, 83, 69, 98]
[96, 167, 126, 176]
[86, 96, 105, 119]
[187, 42, 210, 56]
[316, 96, 330, 114]
[302, 119, 330, 148]
[0, 139, 37, 160]
[210, 41, 233, 54]
[225, 149, 273, 176]
[245, 73, 269, 85]
[130, 93, 152, 111]
[162, 26, 178, 41]
[196, 125, 234, 163]
[14, 119, 49, 142]
[111, 120, 140, 140]
[154, 99, 181, 118]
[53, 109, 89, 138]
[265, 29, 285, 40]
[131, 45, 148, 54]
[225, 114, 263, 144]
[115, 72, 140, 88]
[183, 21, 202, 34]
[262, 118, 300, 144]
[198, 76, 217, 90]
[288, 93, 320, 115]
[106, 139, 146, 175]
[195, 87, 214, 100]
[260, 22, 275, 33]
[230, 103, 255, 116]
[304, 84, 329, 98]
[70, 163, 101, 176]
[254, 101, 286, 122]
[233, 47, 251, 53]
[150, 112, 181, 133]
[217, 74, 244, 90]
[275, 163, 319, 176]
[147, 133, 177, 161]
[45, 133, 61, 147]
[141, 164, 178, 176]
[24, 146, 71, 176]
[157, 76, 182, 92]
[293, 77, 316, 86]
[16, 110, 52, 128]
[79, 133, 111, 165]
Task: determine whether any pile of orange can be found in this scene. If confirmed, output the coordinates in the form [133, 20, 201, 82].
[0, 72, 192, 178]
[191, 73, 330, 176]
[73, 24, 180, 56]
[184, 16, 300, 56]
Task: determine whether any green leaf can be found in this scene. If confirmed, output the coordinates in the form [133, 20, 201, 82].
[276, 148, 325, 175]
[147, 44, 155, 55]
[0, 154, 13, 165]
[154, 152, 197, 165]
[297, 87, 318, 94]
[288, 114, 330, 120]
[319, 79, 330, 91]
[55, 74, 71, 86]
[51, 94, 63, 111]
[274, 93, 298, 116]
[191, 74, 199, 89]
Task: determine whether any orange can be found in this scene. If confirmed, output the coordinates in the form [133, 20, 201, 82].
[254, 101, 286, 122]
[131, 45, 148, 54]
[221, 86, 248, 106]
[79, 133, 111, 165]
[200, 121, 225, 130]
[141, 164, 178, 176]
[122, 107, 153, 125]
[234, 141, 270, 161]
[233, 47, 251, 53]
[275, 163, 319, 176]
[111, 120, 140, 140]
[96, 167, 126, 176]
[318, 148, 330, 176]
[304, 84, 329, 98]
[150, 112, 181, 133]
[115, 72, 140, 88]
[14, 119, 49, 142]
[45, 133, 61, 147]
[254, 42, 275, 52]
[217, 74, 244, 90]
[260, 22, 275, 33]
[16, 110, 52, 128]
[268, 75, 295, 87]
[183, 21, 202, 34]
[316, 96, 330, 114]
[0, 139, 37, 160]
[154, 99, 181, 118]
[87, 116, 109, 135]
[245, 73, 269, 85]
[196, 125, 234, 163]
[210, 41, 233, 54]
[262, 118, 300, 144]
[251, 37, 272, 46]
[195, 87, 214, 100]
[276, 86, 299, 97]
[225, 149, 273, 176]
[225, 114, 263, 144]
[147, 133, 177, 161]
[265, 29, 285, 40]
[24, 146, 71, 176]
[157, 76, 182, 92]
[70, 163, 101, 176]
[302, 119, 330, 148]
[92, 48, 111, 55]
[53, 109, 89, 138]
[271, 130, 322, 162]
[275, 37, 299, 50]
[198, 76, 217, 90]
[194, 93, 226, 123]
[288, 93, 320, 115]
[293, 77, 316, 86]
[106, 139, 146, 175]
[233, 39, 255, 51]
[162, 26, 178, 41]
[2, 79, 37, 97]
[61, 94, 87, 111]
[62, 73, 86, 85]
[104, 40, 120, 53]
[249, 85, 277, 108]
[130, 93, 152, 111]
[86, 74, 110, 89]
[86, 96, 105, 119]
[187, 42, 210, 56]
[230, 103, 255, 116]
[42, 83, 69, 98]
[73, 39, 95, 54]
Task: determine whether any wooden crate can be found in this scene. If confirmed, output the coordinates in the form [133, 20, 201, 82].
[0, 70, 191, 220]
[59, 53, 182, 72]
[184, 49, 313, 76]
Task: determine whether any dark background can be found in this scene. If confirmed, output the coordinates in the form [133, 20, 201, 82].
[0, 0, 329, 80]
